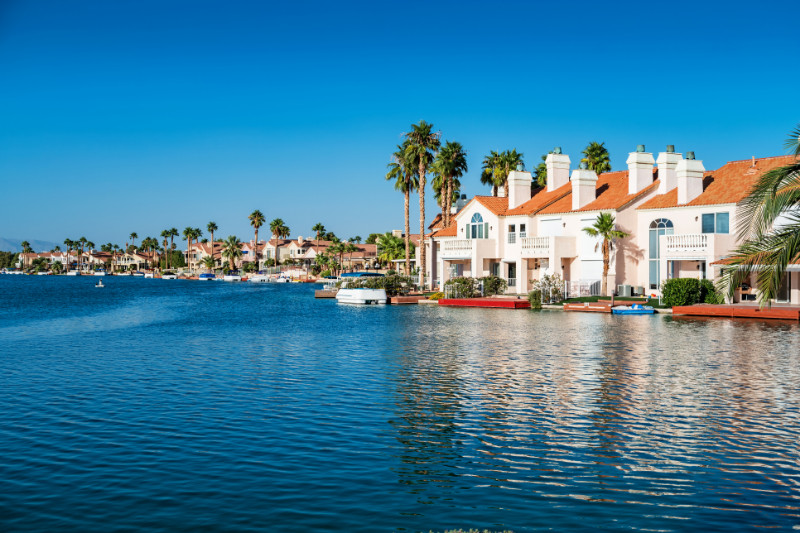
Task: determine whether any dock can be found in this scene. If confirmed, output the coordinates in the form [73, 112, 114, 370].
[438, 298, 530, 309]
[563, 301, 613, 313]
[314, 290, 337, 298]
[672, 304, 800, 320]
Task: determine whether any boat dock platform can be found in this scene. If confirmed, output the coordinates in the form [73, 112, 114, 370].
[438, 298, 530, 309]
[563, 301, 613, 313]
[673, 304, 800, 320]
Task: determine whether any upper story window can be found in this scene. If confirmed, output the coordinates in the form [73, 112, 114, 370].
[702, 212, 729, 234]
[508, 224, 516, 244]
[465, 213, 489, 239]
[520, 224, 527, 238]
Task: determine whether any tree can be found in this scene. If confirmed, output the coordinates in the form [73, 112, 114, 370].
[160, 230, 170, 270]
[129, 232, 138, 250]
[20, 241, 32, 254]
[582, 212, 629, 296]
[720, 124, 800, 306]
[168, 228, 179, 255]
[387, 139, 418, 276]
[404, 120, 440, 288]
[498, 149, 524, 198]
[191, 228, 202, 270]
[78, 237, 87, 272]
[581, 142, 611, 174]
[221, 235, 243, 271]
[481, 150, 502, 196]
[63, 239, 73, 272]
[533, 154, 548, 187]
[365, 233, 380, 245]
[432, 141, 468, 227]
[183, 227, 194, 271]
[376, 232, 408, 267]
[207, 221, 218, 266]
[249, 209, 265, 268]
[202, 256, 215, 272]
[350, 236, 362, 244]
[312, 223, 326, 248]
[269, 217, 290, 264]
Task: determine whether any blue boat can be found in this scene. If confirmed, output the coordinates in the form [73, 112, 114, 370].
[198, 273, 216, 281]
[612, 304, 655, 315]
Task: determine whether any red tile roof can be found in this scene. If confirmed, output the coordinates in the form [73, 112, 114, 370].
[539, 169, 658, 215]
[505, 184, 573, 216]
[472, 196, 510, 216]
[638, 155, 797, 210]
[430, 225, 457, 237]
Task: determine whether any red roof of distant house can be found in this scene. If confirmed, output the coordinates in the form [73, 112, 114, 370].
[505, 184, 573, 216]
[638, 155, 797, 210]
[539, 169, 659, 215]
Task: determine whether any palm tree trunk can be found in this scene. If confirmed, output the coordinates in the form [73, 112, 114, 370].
[446, 176, 454, 227]
[419, 164, 426, 289]
[602, 240, 610, 296]
[404, 187, 410, 275]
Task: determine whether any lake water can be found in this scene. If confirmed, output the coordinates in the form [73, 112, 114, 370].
[1, 276, 799, 532]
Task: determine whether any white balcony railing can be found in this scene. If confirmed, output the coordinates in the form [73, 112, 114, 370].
[521, 236, 550, 257]
[664, 234, 709, 253]
[441, 239, 473, 258]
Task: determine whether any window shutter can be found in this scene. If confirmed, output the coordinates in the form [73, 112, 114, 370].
[465, 224, 471, 239]
[484, 223, 489, 238]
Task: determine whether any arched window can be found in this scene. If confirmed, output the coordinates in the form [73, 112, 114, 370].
[466, 212, 488, 239]
[649, 218, 674, 289]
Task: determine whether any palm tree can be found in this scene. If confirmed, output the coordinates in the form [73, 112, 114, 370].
[160, 230, 170, 270]
[432, 141, 468, 227]
[63, 239, 73, 272]
[387, 139, 418, 275]
[481, 150, 502, 196]
[249, 210, 265, 268]
[168, 228, 178, 253]
[207, 221, 218, 266]
[350, 236, 362, 244]
[221, 235, 243, 271]
[581, 142, 611, 174]
[183, 227, 194, 271]
[405, 121, 440, 288]
[376, 232, 408, 268]
[533, 154, 548, 187]
[20, 241, 32, 253]
[191, 228, 202, 270]
[720, 124, 800, 306]
[312, 223, 326, 248]
[78, 237, 87, 272]
[582, 212, 630, 296]
[269, 218, 290, 264]
[202, 256, 215, 272]
[129, 232, 138, 250]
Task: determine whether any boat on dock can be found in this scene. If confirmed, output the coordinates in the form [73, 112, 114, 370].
[335, 288, 387, 305]
[198, 273, 216, 281]
[612, 304, 655, 315]
[223, 274, 242, 282]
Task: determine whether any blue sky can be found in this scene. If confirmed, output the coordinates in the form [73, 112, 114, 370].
[1, 0, 798, 249]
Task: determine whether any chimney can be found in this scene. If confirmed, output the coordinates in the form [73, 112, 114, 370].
[571, 162, 599, 210]
[655, 145, 682, 195]
[626, 144, 656, 195]
[507, 168, 533, 209]
[298, 236, 304, 245]
[676, 151, 705, 204]
[545, 147, 571, 192]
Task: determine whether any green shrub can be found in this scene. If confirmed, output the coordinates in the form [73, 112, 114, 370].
[479, 275, 508, 295]
[444, 277, 478, 298]
[527, 289, 542, 310]
[320, 269, 332, 278]
[662, 278, 723, 307]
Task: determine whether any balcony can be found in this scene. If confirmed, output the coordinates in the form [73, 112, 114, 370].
[664, 234, 709, 253]
[521, 236, 577, 259]
[441, 239, 473, 259]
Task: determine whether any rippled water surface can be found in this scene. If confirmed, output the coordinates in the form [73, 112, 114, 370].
[1, 276, 799, 532]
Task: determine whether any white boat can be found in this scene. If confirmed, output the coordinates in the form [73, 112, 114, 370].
[144, 272, 154, 279]
[223, 274, 242, 282]
[37, 272, 50, 276]
[66, 271, 80, 276]
[248, 275, 269, 283]
[132, 272, 145, 277]
[198, 273, 216, 281]
[161, 274, 177, 280]
[95, 280, 105, 288]
[273, 276, 290, 283]
[93, 271, 107, 276]
[335, 288, 388, 305]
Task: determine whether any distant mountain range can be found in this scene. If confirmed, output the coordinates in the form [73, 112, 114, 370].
[0, 238, 59, 253]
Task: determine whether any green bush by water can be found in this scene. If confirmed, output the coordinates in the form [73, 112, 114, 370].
[661, 278, 723, 307]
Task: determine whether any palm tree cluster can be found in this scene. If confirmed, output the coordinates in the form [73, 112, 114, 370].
[720, 124, 800, 306]
[481, 149, 524, 197]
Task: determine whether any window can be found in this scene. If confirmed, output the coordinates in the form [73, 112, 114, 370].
[465, 213, 489, 239]
[508, 224, 516, 244]
[520, 224, 527, 238]
[702, 212, 729, 234]
[649, 218, 674, 289]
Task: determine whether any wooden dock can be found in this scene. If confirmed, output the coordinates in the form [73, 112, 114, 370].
[314, 290, 337, 298]
[672, 304, 800, 320]
[388, 295, 427, 305]
[438, 298, 530, 309]
[563, 301, 613, 313]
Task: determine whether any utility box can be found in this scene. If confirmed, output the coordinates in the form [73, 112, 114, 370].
[617, 284, 632, 297]
[635, 286, 644, 296]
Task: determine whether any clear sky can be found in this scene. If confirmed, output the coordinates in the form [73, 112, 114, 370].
[1, 0, 798, 249]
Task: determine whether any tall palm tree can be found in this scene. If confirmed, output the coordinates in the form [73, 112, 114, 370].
[269, 218, 290, 265]
[168, 228, 178, 253]
[221, 235, 243, 271]
[160, 230, 170, 270]
[63, 238, 73, 272]
[207, 221, 218, 266]
[481, 150, 502, 196]
[20, 240, 32, 253]
[249, 210, 265, 268]
[405, 121, 440, 288]
[720, 124, 800, 306]
[191, 227, 202, 270]
[582, 212, 630, 296]
[498, 149, 525, 197]
[78, 237, 87, 272]
[376, 232, 408, 268]
[182, 227, 195, 271]
[533, 154, 548, 187]
[129, 232, 138, 250]
[202, 256, 215, 272]
[386, 139, 418, 275]
[432, 141, 468, 227]
[350, 236, 362, 244]
[312, 223, 325, 248]
[581, 142, 611, 174]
